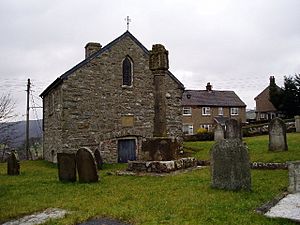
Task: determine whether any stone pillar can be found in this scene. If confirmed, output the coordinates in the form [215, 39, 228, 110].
[295, 115, 300, 133]
[287, 161, 300, 193]
[149, 44, 169, 137]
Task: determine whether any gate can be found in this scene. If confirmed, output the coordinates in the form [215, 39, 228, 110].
[118, 139, 136, 163]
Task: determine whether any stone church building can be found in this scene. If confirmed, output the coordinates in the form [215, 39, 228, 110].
[40, 31, 184, 163]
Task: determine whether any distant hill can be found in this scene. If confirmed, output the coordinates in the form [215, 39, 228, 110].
[0, 120, 42, 148]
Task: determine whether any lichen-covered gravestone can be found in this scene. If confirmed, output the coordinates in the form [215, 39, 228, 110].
[295, 115, 300, 133]
[211, 139, 251, 191]
[214, 123, 224, 141]
[225, 118, 242, 139]
[57, 153, 77, 182]
[287, 161, 300, 193]
[94, 148, 103, 170]
[269, 118, 288, 151]
[76, 147, 99, 183]
[7, 151, 20, 175]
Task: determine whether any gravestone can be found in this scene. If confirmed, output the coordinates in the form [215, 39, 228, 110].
[269, 118, 288, 151]
[295, 115, 300, 133]
[211, 139, 251, 191]
[76, 147, 98, 183]
[7, 151, 20, 175]
[94, 149, 103, 170]
[287, 161, 300, 193]
[225, 119, 242, 139]
[214, 123, 224, 141]
[57, 153, 76, 182]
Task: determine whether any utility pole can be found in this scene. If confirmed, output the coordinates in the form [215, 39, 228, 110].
[26, 78, 31, 160]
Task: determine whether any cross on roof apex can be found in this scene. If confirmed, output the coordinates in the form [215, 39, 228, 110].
[125, 16, 131, 31]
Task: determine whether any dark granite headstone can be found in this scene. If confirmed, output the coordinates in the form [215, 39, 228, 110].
[94, 149, 103, 170]
[7, 151, 20, 175]
[269, 117, 288, 151]
[76, 147, 98, 183]
[225, 119, 242, 139]
[57, 153, 76, 182]
[211, 139, 251, 191]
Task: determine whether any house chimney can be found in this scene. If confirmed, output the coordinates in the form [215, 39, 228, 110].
[85, 42, 102, 58]
[269, 76, 275, 86]
[206, 82, 212, 91]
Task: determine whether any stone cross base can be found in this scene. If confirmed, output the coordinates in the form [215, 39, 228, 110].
[140, 137, 180, 161]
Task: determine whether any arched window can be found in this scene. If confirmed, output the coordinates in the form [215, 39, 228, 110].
[122, 57, 133, 86]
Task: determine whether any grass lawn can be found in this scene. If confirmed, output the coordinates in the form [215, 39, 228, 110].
[0, 159, 295, 225]
[184, 132, 300, 163]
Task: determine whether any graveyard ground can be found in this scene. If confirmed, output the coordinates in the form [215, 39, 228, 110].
[184, 132, 300, 162]
[1, 133, 299, 225]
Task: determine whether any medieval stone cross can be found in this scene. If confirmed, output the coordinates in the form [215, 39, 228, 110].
[125, 16, 131, 31]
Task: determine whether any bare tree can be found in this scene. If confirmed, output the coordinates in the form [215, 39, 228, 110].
[0, 93, 15, 122]
[0, 93, 16, 161]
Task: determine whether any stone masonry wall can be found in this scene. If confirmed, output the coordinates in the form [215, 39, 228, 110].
[42, 35, 183, 163]
[43, 87, 63, 162]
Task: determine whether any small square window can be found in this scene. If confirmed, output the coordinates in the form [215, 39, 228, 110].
[183, 124, 193, 135]
[183, 107, 192, 116]
[202, 107, 211, 115]
[230, 107, 239, 115]
[218, 107, 223, 116]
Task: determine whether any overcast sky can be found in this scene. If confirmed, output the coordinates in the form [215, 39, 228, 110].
[0, 0, 300, 121]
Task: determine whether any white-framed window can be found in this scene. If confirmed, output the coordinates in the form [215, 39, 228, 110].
[218, 107, 223, 116]
[202, 107, 211, 115]
[183, 124, 193, 135]
[230, 107, 239, 115]
[200, 124, 212, 131]
[183, 107, 192, 116]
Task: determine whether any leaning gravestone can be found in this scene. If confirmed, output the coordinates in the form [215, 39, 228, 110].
[57, 153, 76, 182]
[214, 123, 224, 141]
[269, 118, 288, 151]
[225, 118, 242, 139]
[94, 149, 103, 170]
[7, 151, 20, 175]
[211, 139, 251, 191]
[287, 161, 300, 193]
[76, 147, 98, 183]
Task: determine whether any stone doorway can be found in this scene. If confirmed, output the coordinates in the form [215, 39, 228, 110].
[118, 139, 136, 163]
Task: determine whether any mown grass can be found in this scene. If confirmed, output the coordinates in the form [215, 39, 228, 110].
[0, 159, 295, 225]
[184, 132, 300, 163]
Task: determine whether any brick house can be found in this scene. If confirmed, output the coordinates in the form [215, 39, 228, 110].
[182, 83, 246, 134]
[40, 31, 184, 163]
[254, 76, 283, 121]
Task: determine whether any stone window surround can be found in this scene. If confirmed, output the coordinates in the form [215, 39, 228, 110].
[230, 107, 239, 116]
[183, 107, 192, 116]
[202, 107, 211, 116]
[122, 56, 133, 88]
[183, 124, 193, 135]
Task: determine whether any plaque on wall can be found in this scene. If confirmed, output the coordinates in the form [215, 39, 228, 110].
[121, 115, 134, 127]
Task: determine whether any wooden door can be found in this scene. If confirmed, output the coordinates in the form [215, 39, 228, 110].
[118, 139, 136, 163]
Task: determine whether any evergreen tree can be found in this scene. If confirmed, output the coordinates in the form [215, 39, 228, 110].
[270, 74, 300, 118]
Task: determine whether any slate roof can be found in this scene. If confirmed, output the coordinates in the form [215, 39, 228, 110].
[40, 31, 184, 97]
[182, 90, 246, 107]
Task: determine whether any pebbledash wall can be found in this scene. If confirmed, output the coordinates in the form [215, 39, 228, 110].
[41, 31, 184, 163]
